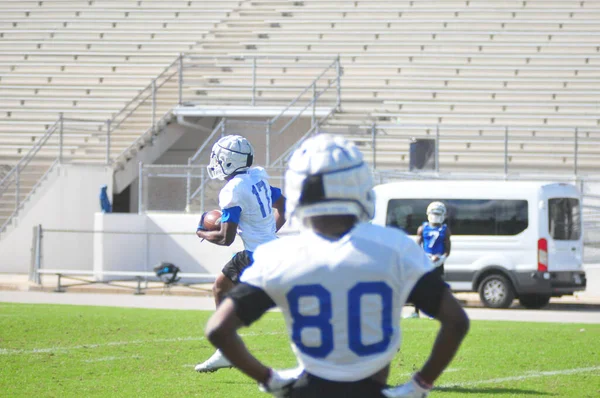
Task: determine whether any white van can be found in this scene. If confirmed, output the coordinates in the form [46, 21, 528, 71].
[372, 180, 587, 309]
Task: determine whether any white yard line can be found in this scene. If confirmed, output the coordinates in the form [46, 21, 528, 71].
[84, 355, 142, 363]
[394, 368, 461, 379]
[0, 331, 286, 355]
[438, 366, 600, 388]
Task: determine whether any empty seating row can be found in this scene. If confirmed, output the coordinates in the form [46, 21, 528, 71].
[4, 0, 600, 188]
[0, 0, 244, 168]
[250, 1, 598, 10]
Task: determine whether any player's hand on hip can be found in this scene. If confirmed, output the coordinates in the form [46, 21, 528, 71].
[433, 254, 447, 267]
[258, 367, 303, 397]
[382, 375, 431, 398]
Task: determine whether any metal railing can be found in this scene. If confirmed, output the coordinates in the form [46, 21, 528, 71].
[338, 123, 600, 177]
[0, 116, 107, 234]
[185, 55, 341, 164]
[138, 164, 287, 214]
[270, 105, 338, 167]
[0, 55, 183, 233]
[0, 54, 342, 234]
[184, 56, 341, 206]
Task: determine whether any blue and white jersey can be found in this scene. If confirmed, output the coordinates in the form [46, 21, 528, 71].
[240, 223, 433, 382]
[421, 222, 448, 256]
[219, 167, 281, 252]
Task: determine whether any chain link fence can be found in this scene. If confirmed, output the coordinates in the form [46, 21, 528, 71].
[140, 164, 287, 214]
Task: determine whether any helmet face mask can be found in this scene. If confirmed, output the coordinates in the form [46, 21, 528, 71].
[207, 135, 254, 180]
[427, 201, 447, 224]
[284, 134, 375, 224]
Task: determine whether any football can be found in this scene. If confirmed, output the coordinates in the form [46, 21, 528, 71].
[202, 209, 222, 231]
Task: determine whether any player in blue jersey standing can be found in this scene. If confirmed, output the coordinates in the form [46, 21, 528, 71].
[418, 201, 451, 278]
[203, 135, 469, 397]
[408, 201, 452, 319]
[195, 134, 287, 373]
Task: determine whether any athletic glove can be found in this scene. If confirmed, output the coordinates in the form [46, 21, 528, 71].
[258, 367, 303, 397]
[382, 374, 431, 398]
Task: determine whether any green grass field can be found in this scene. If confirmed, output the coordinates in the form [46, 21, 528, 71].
[0, 302, 598, 397]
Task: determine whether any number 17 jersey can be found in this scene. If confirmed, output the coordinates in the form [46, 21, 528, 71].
[240, 223, 434, 382]
[219, 167, 279, 252]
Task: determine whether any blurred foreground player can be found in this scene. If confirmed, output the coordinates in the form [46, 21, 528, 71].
[195, 135, 286, 373]
[205, 134, 469, 397]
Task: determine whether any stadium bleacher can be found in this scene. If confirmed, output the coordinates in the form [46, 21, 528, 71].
[0, 0, 242, 163]
[2, 0, 600, 231]
[232, 0, 600, 170]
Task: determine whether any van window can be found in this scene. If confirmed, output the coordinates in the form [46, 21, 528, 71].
[548, 198, 581, 240]
[386, 199, 528, 236]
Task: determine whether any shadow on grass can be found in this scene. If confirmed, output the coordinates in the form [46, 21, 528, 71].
[460, 300, 600, 312]
[435, 386, 555, 395]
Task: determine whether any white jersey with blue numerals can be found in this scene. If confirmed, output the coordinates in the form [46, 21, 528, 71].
[219, 167, 279, 252]
[240, 222, 434, 382]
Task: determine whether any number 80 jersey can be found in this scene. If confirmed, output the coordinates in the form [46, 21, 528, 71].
[240, 223, 434, 382]
[219, 167, 279, 252]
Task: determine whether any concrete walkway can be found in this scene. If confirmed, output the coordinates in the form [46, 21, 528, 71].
[1, 266, 599, 324]
[3, 265, 599, 305]
[1, 290, 599, 324]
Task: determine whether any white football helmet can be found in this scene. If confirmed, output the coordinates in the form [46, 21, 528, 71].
[427, 201, 447, 225]
[285, 134, 375, 222]
[207, 135, 254, 180]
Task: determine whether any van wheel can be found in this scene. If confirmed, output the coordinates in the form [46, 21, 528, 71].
[478, 274, 515, 309]
[519, 295, 551, 309]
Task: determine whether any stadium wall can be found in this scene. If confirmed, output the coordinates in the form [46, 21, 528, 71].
[93, 213, 243, 279]
[0, 164, 112, 273]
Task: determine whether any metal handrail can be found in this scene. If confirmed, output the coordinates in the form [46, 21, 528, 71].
[274, 78, 336, 136]
[140, 163, 288, 213]
[348, 123, 600, 132]
[0, 54, 342, 233]
[112, 109, 174, 167]
[269, 58, 338, 127]
[109, 56, 181, 130]
[188, 170, 211, 208]
[0, 115, 114, 231]
[0, 120, 59, 193]
[362, 122, 591, 175]
[270, 105, 338, 167]
[0, 159, 59, 234]
[271, 124, 321, 168]
[188, 119, 225, 165]
[183, 57, 340, 205]
[183, 55, 339, 169]
[351, 134, 600, 145]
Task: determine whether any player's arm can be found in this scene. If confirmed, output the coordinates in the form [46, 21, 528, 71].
[273, 196, 286, 231]
[271, 186, 286, 231]
[416, 225, 424, 247]
[384, 243, 468, 397]
[196, 207, 239, 246]
[443, 226, 452, 257]
[205, 284, 278, 385]
[410, 273, 468, 385]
